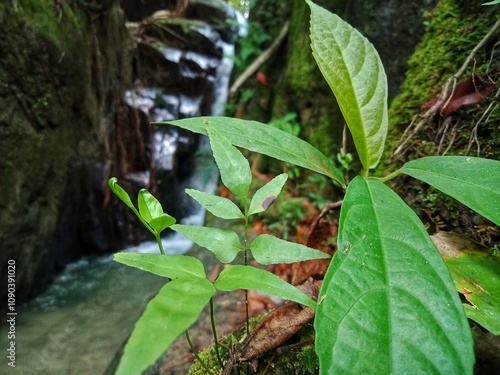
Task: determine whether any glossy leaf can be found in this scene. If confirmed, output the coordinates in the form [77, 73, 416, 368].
[165, 117, 345, 187]
[307, 1, 388, 170]
[248, 173, 288, 216]
[207, 123, 252, 200]
[249, 234, 330, 265]
[443, 247, 500, 335]
[108, 177, 134, 209]
[149, 213, 176, 233]
[402, 156, 500, 226]
[138, 189, 164, 223]
[185, 188, 244, 220]
[114, 252, 206, 279]
[315, 176, 473, 374]
[116, 277, 215, 375]
[214, 265, 316, 309]
[172, 224, 242, 263]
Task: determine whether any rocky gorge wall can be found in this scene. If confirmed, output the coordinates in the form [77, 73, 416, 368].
[0, 0, 239, 310]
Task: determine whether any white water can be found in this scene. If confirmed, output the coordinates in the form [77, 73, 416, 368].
[0, 12, 243, 374]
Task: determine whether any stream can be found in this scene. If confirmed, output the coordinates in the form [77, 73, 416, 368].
[0, 5, 245, 373]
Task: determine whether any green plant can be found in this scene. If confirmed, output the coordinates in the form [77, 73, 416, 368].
[233, 21, 270, 70]
[109, 124, 330, 374]
[159, 2, 500, 373]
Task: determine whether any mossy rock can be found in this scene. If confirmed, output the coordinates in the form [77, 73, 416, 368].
[379, 0, 500, 244]
[189, 316, 319, 375]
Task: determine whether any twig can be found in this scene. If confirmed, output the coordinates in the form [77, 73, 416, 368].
[306, 200, 343, 247]
[389, 18, 500, 162]
[442, 122, 458, 156]
[466, 86, 500, 156]
[229, 22, 290, 95]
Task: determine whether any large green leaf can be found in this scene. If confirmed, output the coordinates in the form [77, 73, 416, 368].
[172, 224, 242, 263]
[315, 176, 474, 374]
[214, 265, 316, 309]
[249, 234, 330, 265]
[116, 277, 215, 375]
[402, 156, 500, 226]
[165, 117, 345, 187]
[185, 188, 244, 220]
[114, 253, 206, 279]
[248, 173, 288, 216]
[307, 1, 388, 170]
[207, 123, 252, 200]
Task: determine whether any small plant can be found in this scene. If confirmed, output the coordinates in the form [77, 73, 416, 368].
[110, 2, 500, 374]
[109, 124, 329, 374]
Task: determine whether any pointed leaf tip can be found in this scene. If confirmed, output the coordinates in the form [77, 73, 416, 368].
[307, 1, 388, 169]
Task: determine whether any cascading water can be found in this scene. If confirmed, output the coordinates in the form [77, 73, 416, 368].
[0, 3, 245, 374]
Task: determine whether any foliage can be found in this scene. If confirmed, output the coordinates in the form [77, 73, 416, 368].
[443, 246, 500, 335]
[164, 2, 500, 374]
[232, 21, 270, 70]
[108, 1, 500, 374]
[108, 126, 329, 373]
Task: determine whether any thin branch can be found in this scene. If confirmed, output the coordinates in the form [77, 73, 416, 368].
[229, 21, 290, 95]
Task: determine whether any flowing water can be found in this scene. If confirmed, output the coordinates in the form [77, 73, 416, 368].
[0, 11, 243, 373]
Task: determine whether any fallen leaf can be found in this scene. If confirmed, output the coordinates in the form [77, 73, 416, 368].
[433, 231, 500, 334]
[222, 279, 321, 374]
[422, 73, 496, 116]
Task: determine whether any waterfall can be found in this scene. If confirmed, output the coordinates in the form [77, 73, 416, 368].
[0, 3, 244, 374]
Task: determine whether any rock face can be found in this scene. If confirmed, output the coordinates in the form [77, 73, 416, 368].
[0, 0, 132, 308]
[0, 0, 239, 309]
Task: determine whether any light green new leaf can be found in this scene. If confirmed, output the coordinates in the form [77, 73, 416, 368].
[138, 189, 164, 223]
[315, 176, 473, 374]
[149, 213, 176, 233]
[250, 234, 330, 265]
[307, 1, 388, 170]
[108, 177, 134, 209]
[116, 277, 215, 375]
[402, 156, 500, 226]
[114, 252, 206, 279]
[214, 265, 316, 309]
[248, 173, 288, 216]
[186, 188, 244, 220]
[442, 246, 500, 335]
[207, 123, 252, 200]
[172, 224, 242, 263]
[165, 117, 345, 187]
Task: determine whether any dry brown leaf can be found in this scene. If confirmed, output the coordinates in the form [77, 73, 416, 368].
[422, 73, 496, 116]
[222, 279, 320, 374]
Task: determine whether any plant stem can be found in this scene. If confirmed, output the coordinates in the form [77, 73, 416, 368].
[209, 298, 224, 368]
[378, 168, 402, 183]
[243, 209, 250, 336]
[155, 233, 165, 255]
[185, 330, 213, 375]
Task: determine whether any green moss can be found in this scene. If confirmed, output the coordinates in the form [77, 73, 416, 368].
[285, 0, 317, 93]
[305, 112, 338, 157]
[2, 0, 86, 51]
[189, 317, 319, 374]
[386, 0, 499, 151]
